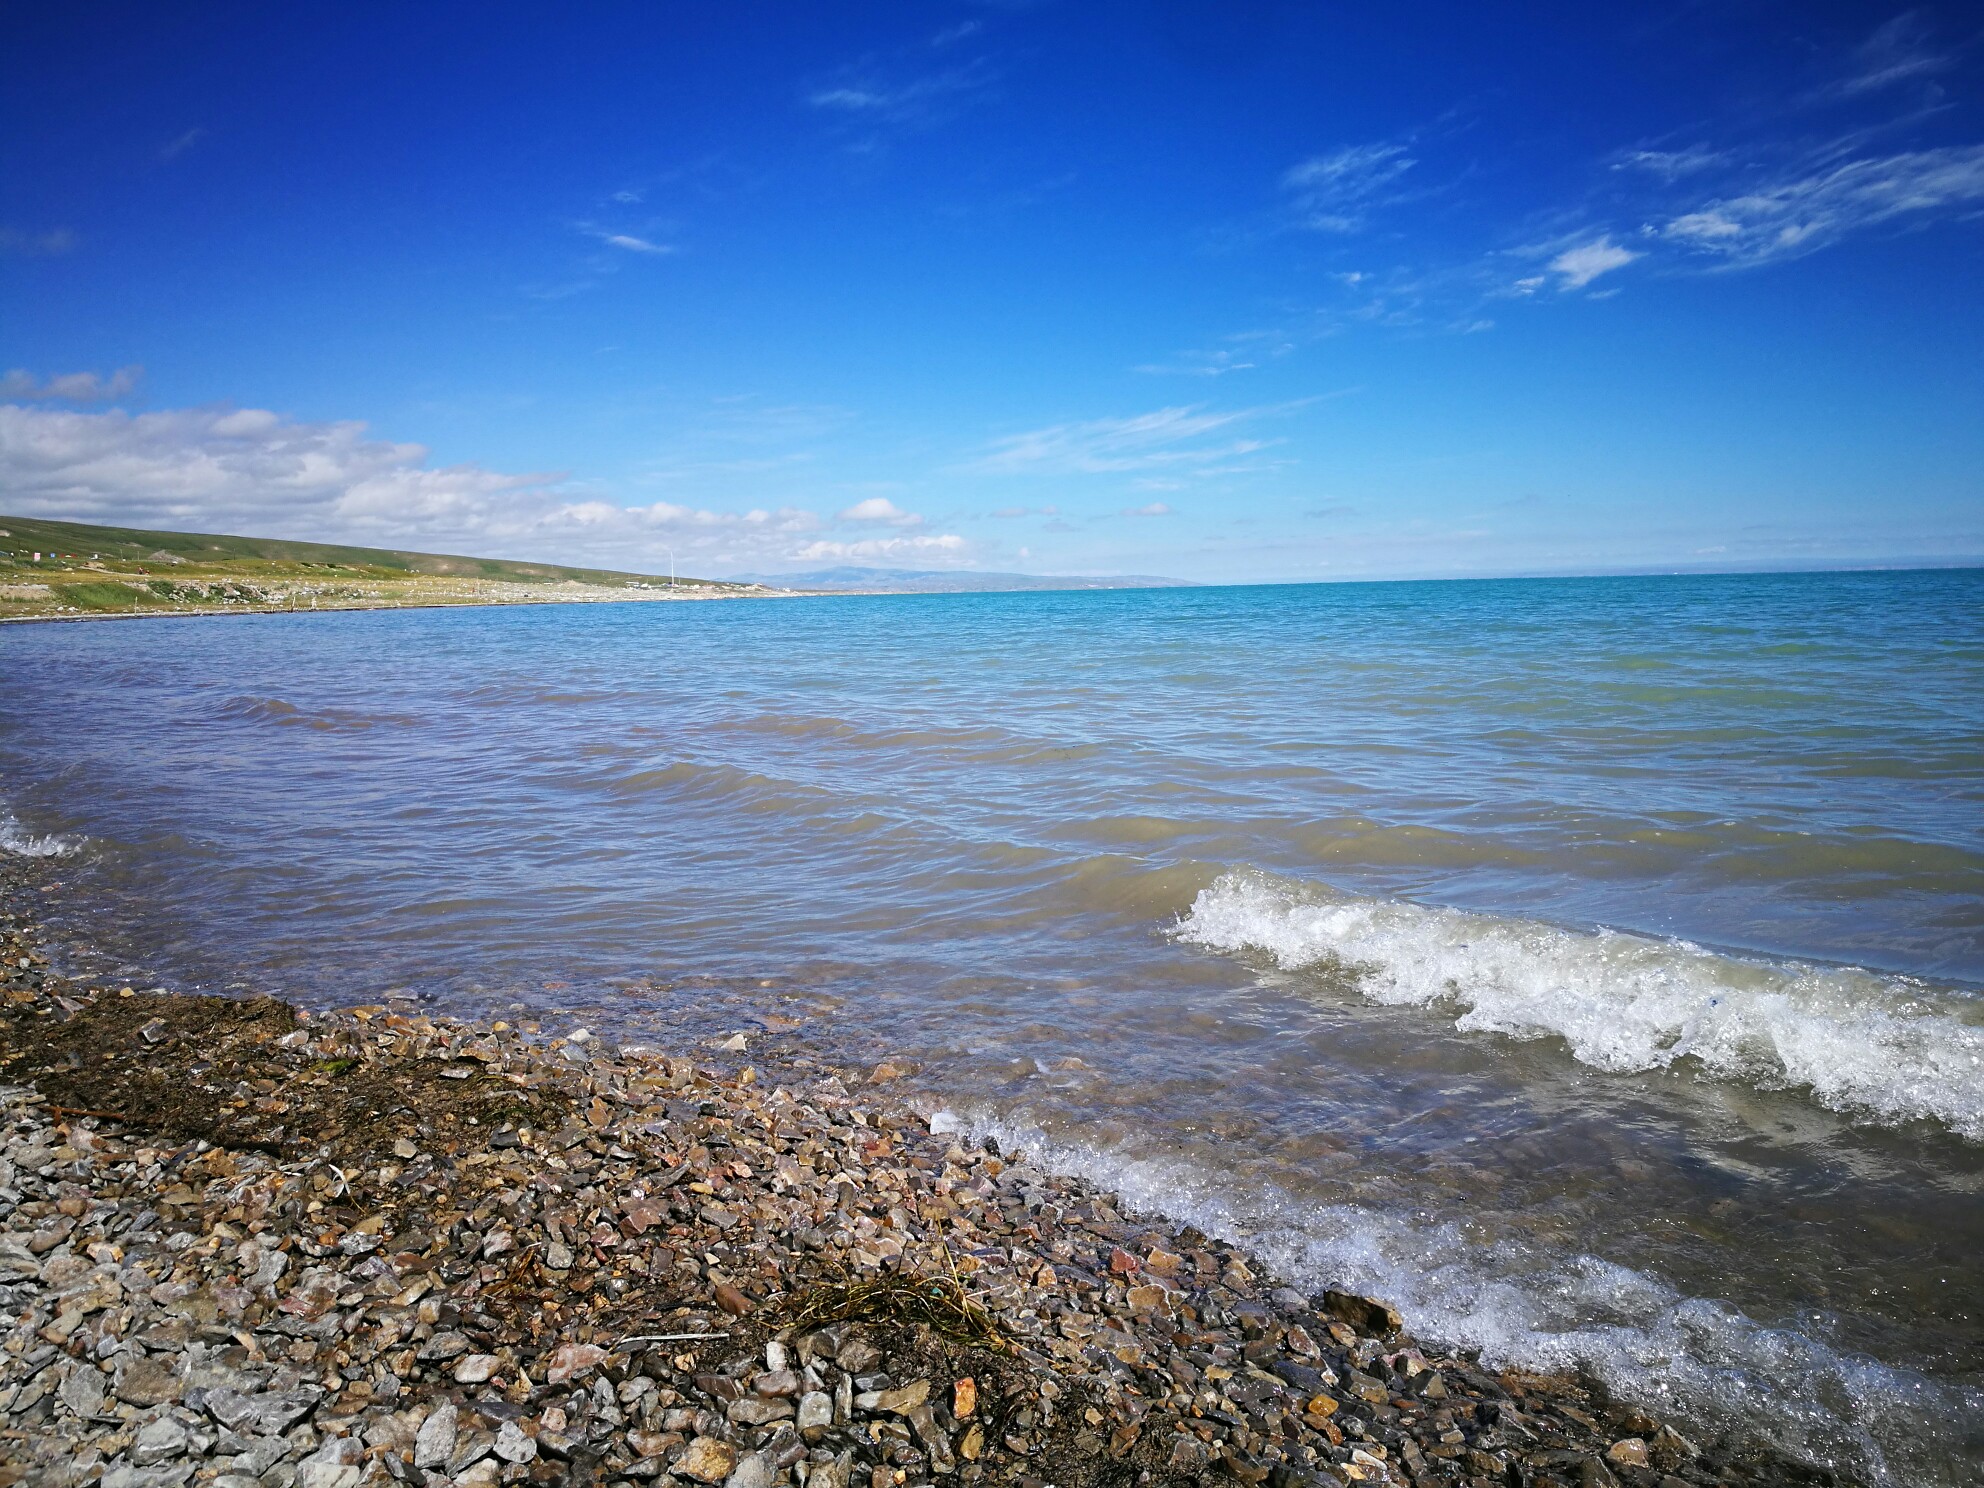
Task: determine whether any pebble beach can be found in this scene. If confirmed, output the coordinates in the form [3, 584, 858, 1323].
[0, 859, 1840, 1488]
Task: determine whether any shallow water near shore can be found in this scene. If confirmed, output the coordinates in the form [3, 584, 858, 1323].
[4, 570, 1982, 1483]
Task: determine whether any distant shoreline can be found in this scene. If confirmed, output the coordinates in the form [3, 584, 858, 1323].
[0, 586, 816, 625]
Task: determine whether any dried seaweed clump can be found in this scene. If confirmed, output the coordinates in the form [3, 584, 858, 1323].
[776, 1266, 1013, 1352]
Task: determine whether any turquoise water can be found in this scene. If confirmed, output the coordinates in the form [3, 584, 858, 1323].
[3, 569, 1982, 1483]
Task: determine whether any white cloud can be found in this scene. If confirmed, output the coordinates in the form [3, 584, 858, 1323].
[804, 62, 994, 129]
[1120, 502, 1173, 517]
[1842, 13, 1954, 96]
[0, 366, 143, 402]
[1282, 142, 1415, 233]
[1549, 236, 1640, 288]
[601, 233, 673, 255]
[1660, 145, 1984, 267]
[836, 496, 921, 525]
[0, 401, 971, 574]
[968, 404, 1285, 477]
[810, 87, 889, 110]
[161, 127, 207, 160]
[1133, 348, 1259, 377]
[0, 403, 554, 542]
[792, 533, 968, 562]
[1611, 146, 1727, 180]
[0, 227, 77, 256]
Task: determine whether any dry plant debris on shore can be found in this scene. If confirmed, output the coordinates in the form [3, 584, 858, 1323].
[0, 908, 1846, 1488]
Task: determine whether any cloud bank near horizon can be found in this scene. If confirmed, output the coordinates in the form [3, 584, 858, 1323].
[0, 398, 976, 574]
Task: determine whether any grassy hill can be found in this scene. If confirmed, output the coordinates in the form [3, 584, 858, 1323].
[0, 514, 759, 620]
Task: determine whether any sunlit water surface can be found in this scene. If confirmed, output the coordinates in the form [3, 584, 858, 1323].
[3, 572, 1981, 1484]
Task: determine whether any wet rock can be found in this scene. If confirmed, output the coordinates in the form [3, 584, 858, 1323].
[1609, 1437, 1652, 1468]
[1323, 1288, 1402, 1338]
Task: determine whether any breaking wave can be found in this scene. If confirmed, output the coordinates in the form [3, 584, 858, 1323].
[0, 810, 81, 859]
[1175, 870, 1984, 1141]
[935, 1106, 1983, 1488]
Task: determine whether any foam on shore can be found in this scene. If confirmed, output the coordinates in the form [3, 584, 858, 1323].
[942, 1104, 1984, 1488]
[0, 810, 79, 860]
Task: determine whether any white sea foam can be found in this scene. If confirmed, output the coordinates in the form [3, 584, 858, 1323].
[941, 1105, 1983, 1487]
[1175, 871, 1984, 1140]
[0, 811, 80, 859]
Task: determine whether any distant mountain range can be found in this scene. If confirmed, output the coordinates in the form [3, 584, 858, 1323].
[733, 566, 1195, 593]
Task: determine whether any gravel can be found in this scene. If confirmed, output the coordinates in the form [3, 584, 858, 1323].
[0, 894, 1846, 1488]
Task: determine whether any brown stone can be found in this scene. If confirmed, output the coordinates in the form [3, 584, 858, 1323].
[1323, 1288, 1401, 1338]
[673, 1436, 737, 1483]
[1607, 1438, 1650, 1469]
[544, 1342, 608, 1384]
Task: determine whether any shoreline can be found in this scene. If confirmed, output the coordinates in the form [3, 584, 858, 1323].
[0, 589, 814, 627]
[0, 860, 1838, 1488]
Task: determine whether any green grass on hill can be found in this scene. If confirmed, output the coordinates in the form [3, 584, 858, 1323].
[0, 513, 702, 587]
[0, 513, 747, 620]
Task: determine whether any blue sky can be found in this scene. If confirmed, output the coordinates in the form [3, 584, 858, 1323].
[3, 1, 1981, 582]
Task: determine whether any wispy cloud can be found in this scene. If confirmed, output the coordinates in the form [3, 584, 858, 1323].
[804, 59, 995, 131]
[1119, 501, 1174, 517]
[1840, 12, 1956, 96]
[1658, 144, 1984, 267]
[0, 226, 77, 257]
[1133, 345, 1272, 377]
[161, 127, 207, 160]
[1610, 146, 1726, 180]
[530, 217, 682, 299]
[1, 366, 143, 402]
[1549, 235, 1640, 288]
[967, 403, 1297, 477]
[1282, 142, 1416, 233]
[598, 232, 673, 255]
[1211, 12, 1984, 358]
